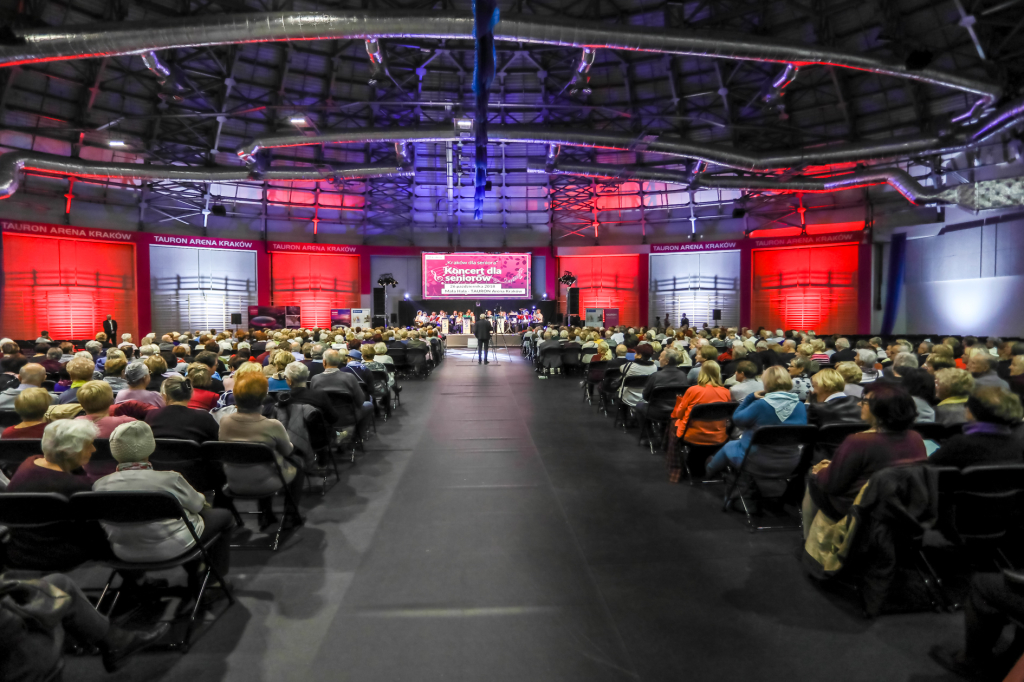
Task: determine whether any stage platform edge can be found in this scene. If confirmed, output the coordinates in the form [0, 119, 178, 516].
[444, 334, 522, 348]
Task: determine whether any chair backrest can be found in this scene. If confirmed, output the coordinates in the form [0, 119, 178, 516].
[541, 346, 562, 358]
[687, 401, 738, 424]
[951, 464, 1024, 544]
[304, 407, 333, 451]
[0, 492, 72, 526]
[70, 491, 201, 544]
[0, 439, 43, 469]
[562, 349, 582, 365]
[622, 374, 650, 389]
[151, 438, 203, 464]
[42, 380, 57, 391]
[200, 440, 278, 466]
[586, 361, 608, 382]
[816, 423, 870, 448]
[648, 385, 689, 404]
[91, 438, 115, 463]
[0, 410, 20, 428]
[603, 365, 623, 382]
[748, 424, 818, 448]
[323, 390, 360, 424]
[581, 348, 598, 359]
[914, 422, 960, 442]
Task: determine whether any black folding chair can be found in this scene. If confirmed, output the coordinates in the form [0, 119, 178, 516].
[406, 347, 429, 378]
[70, 490, 234, 652]
[679, 402, 737, 484]
[369, 369, 393, 420]
[323, 390, 365, 460]
[389, 348, 410, 378]
[723, 424, 818, 531]
[615, 375, 650, 430]
[637, 385, 689, 455]
[914, 421, 962, 443]
[305, 407, 342, 496]
[598, 366, 623, 415]
[813, 422, 870, 464]
[584, 361, 608, 404]
[0, 410, 20, 428]
[561, 349, 583, 377]
[0, 492, 79, 571]
[0, 438, 42, 477]
[539, 347, 562, 376]
[944, 464, 1024, 570]
[85, 438, 117, 477]
[201, 441, 303, 551]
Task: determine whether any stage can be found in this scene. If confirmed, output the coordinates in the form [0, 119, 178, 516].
[443, 333, 523, 348]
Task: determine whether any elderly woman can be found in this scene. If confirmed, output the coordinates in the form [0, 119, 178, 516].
[218, 373, 303, 528]
[671, 360, 730, 446]
[266, 350, 292, 391]
[705, 365, 808, 478]
[1010, 355, 1024, 401]
[787, 356, 814, 402]
[100, 349, 129, 394]
[93, 421, 233, 580]
[185, 363, 219, 411]
[144, 374, 221, 444]
[114, 362, 165, 408]
[57, 356, 96, 405]
[933, 367, 975, 426]
[834, 361, 864, 399]
[804, 384, 926, 523]
[144, 355, 169, 393]
[5, 420, 107, 569]
[75, 381, 136, 440]
[618, 343, 659, 408]
[1, 387, 52, 439]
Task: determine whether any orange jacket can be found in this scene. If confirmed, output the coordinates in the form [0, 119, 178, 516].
[672, 384, 731, 444]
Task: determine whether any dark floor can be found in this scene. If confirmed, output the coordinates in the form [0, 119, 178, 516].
[67, 347, 964, 681]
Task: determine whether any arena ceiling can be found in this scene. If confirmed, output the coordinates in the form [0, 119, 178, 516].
[0, 0, 1022, 245]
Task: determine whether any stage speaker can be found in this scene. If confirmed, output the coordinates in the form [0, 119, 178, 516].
[390, 313, 398, 324]
[566, 287, 580, 316]
[372, 315, 386, 328]
[373, 287, 386, 316]
[230, 313, 242, 324]
[712, 309, 722, 321]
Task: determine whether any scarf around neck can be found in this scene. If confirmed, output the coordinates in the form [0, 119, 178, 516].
[763, 391, 800, 422]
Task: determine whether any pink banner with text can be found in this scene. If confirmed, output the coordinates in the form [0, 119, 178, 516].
[422, 253, 531, 299]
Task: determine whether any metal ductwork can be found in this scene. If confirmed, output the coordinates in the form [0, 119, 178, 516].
[0, 151, 412, 200]
[237, 102, 1024, 172]
[527, 160, 1024, 211]
[0, 11, 1001, 107]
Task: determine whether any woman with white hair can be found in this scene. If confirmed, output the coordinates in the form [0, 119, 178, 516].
[5, 420, 108, 569]
[118, 333, 137, 354]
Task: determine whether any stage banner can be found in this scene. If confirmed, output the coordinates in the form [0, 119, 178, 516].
[351, 309, 372, 328]
[585, 308, 604, 327]
[604, 308, 620, 327]
[422, 253, 531, 298]
[330, 309, 351, 327]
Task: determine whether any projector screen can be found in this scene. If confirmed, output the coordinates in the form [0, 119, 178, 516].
[422, 253, 531, 299]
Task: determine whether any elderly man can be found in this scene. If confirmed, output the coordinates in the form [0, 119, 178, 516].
[968, 348, 1011, 390]
[855, 348, 879, 383]
[730, 361, 764, 402]
[879, 351, 920, 385]
[310, 349, 372, 427]
[303, 343, 327, 378]
[256, 340, 277, 366]
[830, 337, 856, 366]
[0, 363, 58, 410]
[279, 361, 337, 423]
[633, 348, 689, 441]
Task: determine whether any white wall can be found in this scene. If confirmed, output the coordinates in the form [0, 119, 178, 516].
[369, 255, 421, 321]
[649, 251, 741, 328]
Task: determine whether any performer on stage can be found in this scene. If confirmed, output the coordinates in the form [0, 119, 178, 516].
[533, 309, 544, 325]
[474, 313, 494, 364]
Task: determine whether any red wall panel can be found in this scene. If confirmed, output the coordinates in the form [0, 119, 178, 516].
[557, 255, 640, 327]
[270, 253, 360, 328]
[1, 234, 138, 341]
[751, 244, 859, 334]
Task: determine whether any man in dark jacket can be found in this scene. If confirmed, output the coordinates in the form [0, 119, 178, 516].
[633, 348, 689, 442]
[807, 368, 864, 428]
[279, 361, 338, 424]
[930, 387, 1024, 468]
[474, 315, 494, 364]
[829, 338, 857, 366]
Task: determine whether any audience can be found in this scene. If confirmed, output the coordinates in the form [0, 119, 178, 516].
[58, 356, 96, 404]
[619, 343, 659, 409]
[933, 368, 974, 427]
[1, 387, 52, 439]
[729, 360, 763, 402]
[73, 381, 136, 442]
[930, 387, 1024, 468]
[145, 374, 220, 443]
[968, 348, 1010, 390]
[186, 363, 220, 411]
[100, 349, 130, 393]
[0, 362, 56, 410]
[114, 362, 166, 408]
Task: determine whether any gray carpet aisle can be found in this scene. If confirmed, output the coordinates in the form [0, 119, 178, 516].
[68, 348, 963, 682]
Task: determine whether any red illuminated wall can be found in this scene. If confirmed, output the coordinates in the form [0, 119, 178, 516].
[270, 253, 360, 328]
[751, 244, 859, 334]
[557, 255, 640, 326]
[1, 234, 138, 340]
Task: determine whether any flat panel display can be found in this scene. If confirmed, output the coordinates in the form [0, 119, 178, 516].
[247, 305, 301, 330]
[422, 253, 531, 299]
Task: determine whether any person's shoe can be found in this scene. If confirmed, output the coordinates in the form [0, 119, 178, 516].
[484, 360, 489, 364]
[101, 623, 171, 672]
[258, 510, 279, 530]
[929, 645, 990, 680]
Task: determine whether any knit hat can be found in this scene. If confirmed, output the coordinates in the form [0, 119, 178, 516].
[109, 420, 155, 463]
[124, 362, 150, 384]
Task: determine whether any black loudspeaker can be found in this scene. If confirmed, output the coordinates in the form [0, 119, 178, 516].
[372, 315, 386, 328]
[712, 309, 722, 321]
[230, 313, 242, 324]
[390, 313, 398, 324]
[373, 287, 386, 316]
[566, 287, 580, 316]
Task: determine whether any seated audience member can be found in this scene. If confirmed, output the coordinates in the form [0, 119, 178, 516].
[303, 343, 327, 378]
[0, 362, 56, 410]
[855, 349, 879, 384]
[5, 420, 107, 570]
[925, 353, 957, 375]
[373, 342, 394, 368]
[31, 344, 63, 375]
[58, 356, 95, 405]
[969, 348, 1010, 390]
[687, 345, 720, 383]
[900, 368, 937, 423]
[114, 362, 166, 408]
[74, 381, 136, 440]
[810, 339, 830, 364]
[619, 343, 659, 408]
[218, 373, 303, 528]
[2, 387, 52, 439]
[706, 366, 808, 478]
[186, 363, 220, 411]
[671, 360, 731, 446]
[807, 368, 863, 426]
[193, 351, 226, 392]
[633, 348, 689, 435]
[93, 421, 233, 582]
[146, 374, 220, 443]
[169, 344, 189, 373]
[830, 337, 856, 366]
[788, 356, 813, 402]
[930, 571, 1024, 679]
[730, 361, 763, 402]
[930, 387, 1024, 468]
[100, 349, 129, 394]
[933, 367, 974, 427]
[1010, 355, 1024, 401]
[144, 355, 169, 393]
[118, 332, 137, 354]
[834, 361, 864, 399]
[805, 384, 926, 521]
[278, 361, 338, 424]
[266, 350, 292, 391]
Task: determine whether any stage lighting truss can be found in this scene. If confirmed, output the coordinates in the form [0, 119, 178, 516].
[377, 273, 399, 288]
[558, 271, 577, 287]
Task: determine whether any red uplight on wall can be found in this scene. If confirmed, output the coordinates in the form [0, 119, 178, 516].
[1, 234, 138, 341]
[557, 255, 640, 326]
[747, 221, 864, 239]
[270, 252, 361, 328]
[751, 244, 859, 334]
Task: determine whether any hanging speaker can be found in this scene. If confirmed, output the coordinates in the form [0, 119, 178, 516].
[230, 313, 242, 324]
[566, 287, 580, 316]
[713, 309, 722, 321]
[373, 287, 386, 316]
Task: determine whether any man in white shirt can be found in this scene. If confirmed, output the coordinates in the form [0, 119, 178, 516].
[0, 363, 58, 409]
[610, 327, 625, 346]
[729, 361, 764, 402]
